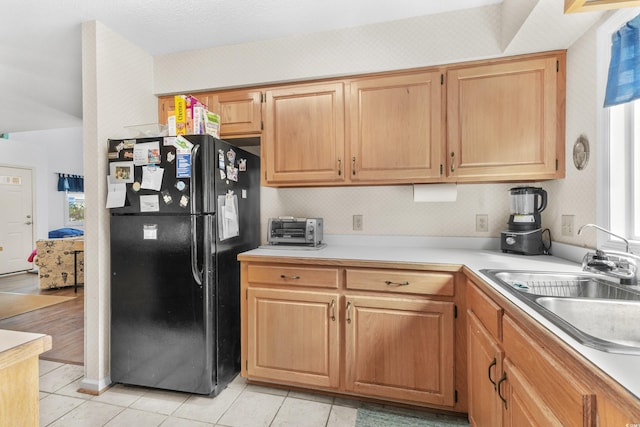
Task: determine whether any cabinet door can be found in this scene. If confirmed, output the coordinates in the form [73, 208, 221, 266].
[349, 72, 444, 183]
[446, 53, 565, 182]
[501, 359, 563, 426]
[263, 82, 345, 185]
[247, 288, 340, 388]
[344, 295, 455, 406]
[468, 312, 503, 427]
[502, 315, 595, 426]
[210, 90, 262, 136]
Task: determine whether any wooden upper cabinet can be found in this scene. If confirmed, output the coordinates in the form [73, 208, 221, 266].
[209, 90, 262, 136]
[349, 72, 444, 183]
[263, 82, 345, 185]
[446, 52, 565, 182]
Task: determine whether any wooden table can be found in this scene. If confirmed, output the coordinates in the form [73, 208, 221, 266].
[0, 329, 52, 426]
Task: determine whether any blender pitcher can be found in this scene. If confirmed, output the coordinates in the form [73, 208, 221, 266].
[508, 187, 547, 231]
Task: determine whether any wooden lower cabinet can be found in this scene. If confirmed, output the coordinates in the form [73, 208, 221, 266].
[344, 295, 455, 406]
[241, 260, 460, 409]
[468, 279, 598, 426]
[246, 287, 340, 388]
[501, 358, 563, 426]
[467, 312, 503, 427]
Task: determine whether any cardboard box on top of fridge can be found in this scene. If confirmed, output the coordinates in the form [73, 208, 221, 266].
[167, 94, 218, 137]
[204, 111, 220, 138]
[174, 95, 187, 135]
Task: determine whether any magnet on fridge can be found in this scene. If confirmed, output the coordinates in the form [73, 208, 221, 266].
[238, 158, 247, 171]
[132, 181, 141, 192]
[227, 148, 236, 164]
[175, 180, 186, 191]
[161, 189, 173, 205]
[218, 150, 225, 169]
[219, 169, 226, 180]
[167, 152, 175, 163]
[226, 164, 238, 182]
[179, 194, 190, 208]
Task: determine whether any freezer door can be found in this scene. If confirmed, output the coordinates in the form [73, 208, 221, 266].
[110, 213, 216, 394]
[107, 136, 212, 215]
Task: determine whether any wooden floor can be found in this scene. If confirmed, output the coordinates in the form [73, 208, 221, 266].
[0, 272, 84, 365]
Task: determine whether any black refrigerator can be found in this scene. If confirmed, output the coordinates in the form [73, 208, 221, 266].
[108, 134, 260, 396]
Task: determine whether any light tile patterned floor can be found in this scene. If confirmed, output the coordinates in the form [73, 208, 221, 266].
[38, 360, 464, 426]
[38, 360, 361, 427]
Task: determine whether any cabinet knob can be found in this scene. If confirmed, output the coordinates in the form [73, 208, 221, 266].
[280, 274, 300, 280]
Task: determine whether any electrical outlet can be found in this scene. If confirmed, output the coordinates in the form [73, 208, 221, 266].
[353, 214, 363, 231]
[561, 215, 575, 236]
[476, 214, 488, 232]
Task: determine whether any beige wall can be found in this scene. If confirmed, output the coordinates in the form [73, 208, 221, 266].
[81, 20, 157, 392]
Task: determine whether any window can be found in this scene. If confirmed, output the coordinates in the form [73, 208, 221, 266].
[598, 9, 640, 253]
[64, 192, 85, 226]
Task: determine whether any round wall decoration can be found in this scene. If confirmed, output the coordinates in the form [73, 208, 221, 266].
[573, 135, 589, 170]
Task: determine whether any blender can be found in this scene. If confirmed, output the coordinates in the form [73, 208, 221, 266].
[501, 186, 548, 255]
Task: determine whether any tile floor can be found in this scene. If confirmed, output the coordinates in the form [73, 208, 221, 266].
[39, 360, 452, 426]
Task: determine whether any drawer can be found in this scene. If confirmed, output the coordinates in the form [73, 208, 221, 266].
[346, 269, 454, 296]
[247, 264, 340, 288]
[467, 281, 502, 340]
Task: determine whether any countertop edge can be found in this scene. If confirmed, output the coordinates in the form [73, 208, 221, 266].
[0, 330, 52, 371]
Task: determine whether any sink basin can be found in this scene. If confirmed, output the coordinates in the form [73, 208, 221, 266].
[484, 270, 640, 300]
[480, 269, 640, 354]
[536, 297, 640, 351]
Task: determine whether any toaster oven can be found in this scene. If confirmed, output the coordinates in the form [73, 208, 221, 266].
[268, 217, 323, 246]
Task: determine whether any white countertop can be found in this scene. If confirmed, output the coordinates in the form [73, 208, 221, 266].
[242, 235, 640, 400]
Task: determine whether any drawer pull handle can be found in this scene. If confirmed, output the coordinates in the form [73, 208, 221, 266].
[280, 274, 300, 280]
[384, 280, 410, 286]
[330, 299, 336, 321]
[346, 302, 352, 324]
[497, 372, 508, 409]
[488, 357, 497, 390]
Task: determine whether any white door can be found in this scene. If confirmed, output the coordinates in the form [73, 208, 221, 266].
[0, 166, 34, 275]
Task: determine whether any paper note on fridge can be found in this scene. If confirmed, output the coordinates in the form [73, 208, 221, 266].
[140, 195, 160, 212]
[106, 179, 127, 208]
[218, 194, 239, 240]
[133, 141, 161, 166]
[141, 166, 164, 191]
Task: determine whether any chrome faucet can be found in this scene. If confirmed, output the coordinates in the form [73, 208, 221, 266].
[577, 223, 629, 252]
[577, 224, 638, 284]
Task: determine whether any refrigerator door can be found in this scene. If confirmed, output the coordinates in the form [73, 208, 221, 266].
[110, 213, 216, 395]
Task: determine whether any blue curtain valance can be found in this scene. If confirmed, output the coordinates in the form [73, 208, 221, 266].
[57, 173, 84, 192]
[604, 14, 640, 107]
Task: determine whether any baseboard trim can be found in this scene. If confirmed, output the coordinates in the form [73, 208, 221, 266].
[79, 375, 112, 395]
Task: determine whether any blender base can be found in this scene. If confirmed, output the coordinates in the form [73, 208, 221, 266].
[501, 229, 546, 255]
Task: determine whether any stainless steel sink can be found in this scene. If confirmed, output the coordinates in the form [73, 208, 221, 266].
[485, 270, 640, 300]
[480, 269, 640, 354]
[536, 297, 640, 351]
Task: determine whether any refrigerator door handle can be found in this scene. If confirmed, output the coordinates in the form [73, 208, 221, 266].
[191, 215, 203, 286]
[190, 144, 201, 216]
[190, 144, 203, 286]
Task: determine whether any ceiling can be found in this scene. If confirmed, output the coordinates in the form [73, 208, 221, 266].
[0, 0, 608, 135]
[0, 0, 507, 134]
